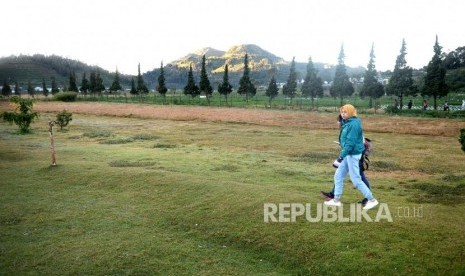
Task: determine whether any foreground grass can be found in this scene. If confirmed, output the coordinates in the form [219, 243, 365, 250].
[1, 111, 465, 275]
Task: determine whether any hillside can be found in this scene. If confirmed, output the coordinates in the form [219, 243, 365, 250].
[0, 54, 133, 90]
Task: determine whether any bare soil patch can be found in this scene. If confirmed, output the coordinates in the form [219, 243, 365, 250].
[2, 101, 465, 137]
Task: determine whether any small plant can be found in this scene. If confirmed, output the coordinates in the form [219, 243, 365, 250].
[55, 110, 73, 130]
[0, 96, 39, 134]
[459, 128, 465, 153]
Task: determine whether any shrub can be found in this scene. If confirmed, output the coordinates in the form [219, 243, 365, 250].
[55, 110, 73, 130]
[0, 96, 39, 134]
[53, 92, 78, 102]
[459, 128, 465, 152]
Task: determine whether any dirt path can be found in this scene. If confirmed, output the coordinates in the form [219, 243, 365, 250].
[2, 101, 465, 137]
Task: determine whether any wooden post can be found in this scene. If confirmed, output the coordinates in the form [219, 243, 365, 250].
[48, 120, 56, 166]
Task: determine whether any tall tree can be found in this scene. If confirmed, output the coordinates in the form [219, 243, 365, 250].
[265, 75, 279, 105]
[237, 53, 256, 102]
[199, 55, 213, 103]
[68, 71, 78, 92]
[51, 77, 59, 94]
[42, 79, 49, 97]
[157, 62, 168, 101]
[14, 81, 21, 96]
[386, 39, 414, 109]
[422, 35, 449, 110]
[130, 78, 137, 95]
[109, 68, 122, 93]
[89, 71, 97, 95]
[95, 72, 105, 94]
[360, 44, 385, 109]
[301, 57, 324, 108]
[330, 45, 354, 105]
[27, 80, 35, 98]
[136, 63, 149, 94]
[183, 64, 199, 98]
[1, 79, 12, 97]
[282, 57, 298, 100]
[80, 73, 89, 96]
[218, 64, 233, 104]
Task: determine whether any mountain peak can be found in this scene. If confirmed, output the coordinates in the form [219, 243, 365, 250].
[192, 47, 225, 58]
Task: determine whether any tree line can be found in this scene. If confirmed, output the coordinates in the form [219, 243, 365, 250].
[2, 38, 465, 110]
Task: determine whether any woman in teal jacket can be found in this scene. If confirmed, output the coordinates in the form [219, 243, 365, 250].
[325, 104, 378, 210]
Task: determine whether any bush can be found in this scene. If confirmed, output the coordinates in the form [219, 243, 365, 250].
[55, 110, 73, 130]
[53, 92, 78, 102]
[0, 96, 39, 134]
[459, 128, 465, 152]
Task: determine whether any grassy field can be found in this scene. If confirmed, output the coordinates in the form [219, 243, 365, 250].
[1, 102, 465, 275]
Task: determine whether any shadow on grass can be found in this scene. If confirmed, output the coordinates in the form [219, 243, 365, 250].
[407, 182, 465, 205]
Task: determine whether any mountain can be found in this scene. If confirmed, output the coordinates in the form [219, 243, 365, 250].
[0, 45, 366, 90]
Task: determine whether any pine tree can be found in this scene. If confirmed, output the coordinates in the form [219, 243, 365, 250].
[360, 44, 385, 109]
[51, 77, 60, 94]
[136, 63, 149, 94]
[130, 78, 137, 95]
[1, 79, 12, 97]
[218, 64, 233, 103]
[265, 76, 279, 105]
[27, 80, 35, 97]
[14, 81, 21, 96]
[109, 68, 122, 93]
[157, 62, 168, 100]
[199, 55, 213, 103]
[89, 72, 97, 95]
[68, 71, 78, 92]
[95, 72, 105, 94]
[42, 79, 49, 97]
[422, 35, 449, 110]
[80, 73, 89, 96]
[301, 57, 324, 108]
[184, 65, 199, 98]
[386, 39, 414, 109]
[282, 57, 298, 100]
[330, 45, 354, 106]
[237, 53, 256, 102]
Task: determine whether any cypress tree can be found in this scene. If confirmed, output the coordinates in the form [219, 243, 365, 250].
[27, 80, 35, 98]
[69, 71, 78, 92]
[386, 39, 414, 109]
[360, 44, 385, 109]
[301, 57, 324, 108]
[265, 75, 279, 105]
[199, 55, 213, 103]
[422, 35, 449, 110]
[42, 79, 49, 97]
[184, 65, 199, 98]
[282, 57, 298, 100]
[80, 73, 89, 96]
[51, 77, 60, 94]
[89, 71, 97, 95]
[109, 68, 122, 93]
[330, 45, 354, 105]
[1, 79, 12, 97]
[238, 53, 256, 102]
[14, 81, 21, 96]
[136, 63, 149, 94]
[157, 62, 168, 100]
[218, 64, 233, 103]
[130, 78, 137, 95]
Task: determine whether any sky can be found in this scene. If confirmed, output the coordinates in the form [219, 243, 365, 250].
[3, 0, 463, 75]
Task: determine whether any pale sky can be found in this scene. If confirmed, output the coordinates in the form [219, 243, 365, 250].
[3, 0, 463, 75]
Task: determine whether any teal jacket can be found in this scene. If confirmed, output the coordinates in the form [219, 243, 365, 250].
[339, 117, 365, 159]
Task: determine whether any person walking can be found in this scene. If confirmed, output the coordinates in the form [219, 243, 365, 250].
[324, 104, 379, 210]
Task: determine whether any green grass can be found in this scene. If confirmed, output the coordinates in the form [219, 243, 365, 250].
[1, 112, 465, 275]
